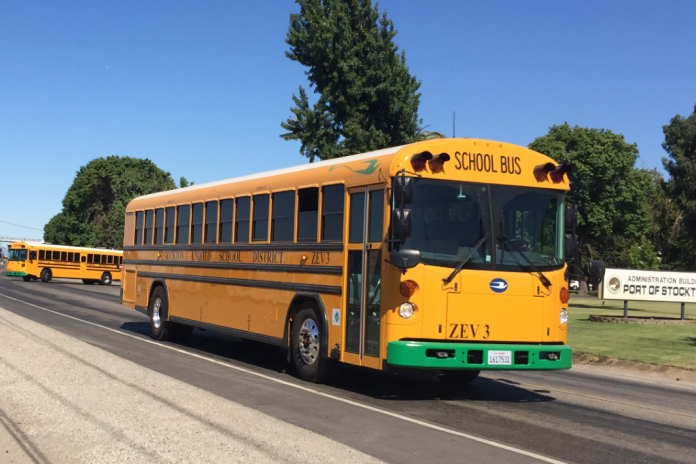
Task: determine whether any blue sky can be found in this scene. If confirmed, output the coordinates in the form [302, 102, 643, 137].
[1, 0, 694, 241]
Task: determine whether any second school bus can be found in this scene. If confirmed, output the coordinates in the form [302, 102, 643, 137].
[122, 138, 575, 383]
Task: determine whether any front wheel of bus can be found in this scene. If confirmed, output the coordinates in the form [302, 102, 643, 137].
[40, 269, 52, 283]
[99, 272, 112, 285]
[149, 286, 178, 342]
[291, 306, 337, 384]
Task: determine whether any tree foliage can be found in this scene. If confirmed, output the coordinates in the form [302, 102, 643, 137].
[529, 123, 653, 268]
[656, 103, 696, 270]
[281, 0, 423, 161]
[44, 157, 176, 249]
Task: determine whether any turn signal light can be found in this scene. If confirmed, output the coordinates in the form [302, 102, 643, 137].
[550, 164, 571, 183]
[410, 151, 433, 172]
[428, 153, 451, 173]
[533, 163, 555, 182]
[400, 280, 419, 297]
[560, 287, 570, 304]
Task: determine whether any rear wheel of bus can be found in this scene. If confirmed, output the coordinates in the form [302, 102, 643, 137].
[40, 269, 52, 283]
[148, 286, 192, 343]
[291, 304, 337, 383]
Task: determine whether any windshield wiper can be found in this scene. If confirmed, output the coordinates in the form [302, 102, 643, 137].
[498, 234, 552, 289]
[442, 233, 489, 285]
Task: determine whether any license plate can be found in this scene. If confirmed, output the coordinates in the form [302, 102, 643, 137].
[487, 350, 512, 365]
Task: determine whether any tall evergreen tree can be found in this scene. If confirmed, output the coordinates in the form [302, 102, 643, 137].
[281, 0, 423, 161]
[44, 157, 176, 249]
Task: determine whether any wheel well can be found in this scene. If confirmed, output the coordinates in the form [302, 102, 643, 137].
[283, 292, 329, 358]
[147, 279, 168, 318]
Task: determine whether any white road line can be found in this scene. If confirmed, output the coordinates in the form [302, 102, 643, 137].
[0, 292, 566, 464]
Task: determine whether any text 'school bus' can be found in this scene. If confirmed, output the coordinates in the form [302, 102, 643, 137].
[122, 139, 577, 383]
[6, 242, 123, 285]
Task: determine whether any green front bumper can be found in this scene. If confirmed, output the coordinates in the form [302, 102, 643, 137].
[6, 271, 27, 277]
[387, 341, 572, 370]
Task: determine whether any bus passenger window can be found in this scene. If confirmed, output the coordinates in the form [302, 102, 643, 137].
[81, 256, 86, 263]
[205, 201, 219, 244]
[154, 208, 164, 245]
[235, 197, 251, 243]
[74, 253, 80, 262]
[368, 190, 384, 243]
[68, 252, 74, 262]
[322, 185, 345, 242]
[135, 211, 144, 245]
[119, 256, 123, 264]
[53, 251, 60, 260]
[108, 255, 113, 264]
[39, 250, 45, 260]
[87, 254, 93, 264]
[176, 205, 191, 244]
[349, 191, 365, 243]
[191, 203, 204, 244]
[30, 251, 37, 260]
[252, 194, 269, 242]
[165, 206, 175, 244]
[297, 188, 319, 242]
[61, 252, 67, 261]
[144, 210, 154, 245]
[272, 191, 295, 242]
[219, 200, 233, 243]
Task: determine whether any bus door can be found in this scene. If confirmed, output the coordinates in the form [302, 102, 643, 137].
[345, 185, 385, 369]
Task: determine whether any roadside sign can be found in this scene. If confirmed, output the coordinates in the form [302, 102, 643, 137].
[600, 268, 696, 304]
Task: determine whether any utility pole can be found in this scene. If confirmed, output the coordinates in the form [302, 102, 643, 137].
[453, 111, 455, 138]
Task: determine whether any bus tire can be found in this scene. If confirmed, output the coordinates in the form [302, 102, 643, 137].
[438, 370, 480, 384]
[22, 276, 31, 282]
[291, 304, 337, 383]
[99, 272, 112, 285]
[149, 286, 177, 341]
[40, 269, 52, 283]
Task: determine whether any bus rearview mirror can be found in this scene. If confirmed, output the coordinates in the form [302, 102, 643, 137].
[393, 176, 413, 204]
[564, 234, 577, 263]
[392, 209, 412, 241]
[565, 205, 577, 232]
[389, 249, 420, 272]
[589, 260, 605, 280]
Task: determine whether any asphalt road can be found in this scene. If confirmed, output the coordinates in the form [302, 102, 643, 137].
[1, 273, 695, 464]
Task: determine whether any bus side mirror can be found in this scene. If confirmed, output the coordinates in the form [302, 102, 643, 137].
[589, 260, 605, 281]
[565, 234, 577, 263]
[389, 249, 420, 273]
[565, 205, 578, 232]
[392, 209, 412, 241]
[393, 176, 413, 204]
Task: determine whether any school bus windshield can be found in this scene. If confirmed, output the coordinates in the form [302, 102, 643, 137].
[8, 249, 27, 261]
[400, 179, 565, 271]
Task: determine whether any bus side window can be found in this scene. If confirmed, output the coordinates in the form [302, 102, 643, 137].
[68, 252, 74, 262]
[119, 256, 123, 264]
[176, 205, 191, 244]
[191, 203, 204, 244]
[154, 208, 164, 245]
[205, 200, 219, 244]
[53, 251, 60, 260]
[135, 211, 144, 245]
[219, 200, 233, 243]
[235, 197, 251, 243]
[108, 255, 113, 264]
[30, 251, 37, 260]
[61, 252, 67, 261]
[144, 210, 154, 245]
[81, 256, 86, 263]
[272, 191, 295, 242]
[297, 188, 319, 242]
[75, 253, 80, 262]
[322, 184, 345, 242]
[165, 206, 175, 244]
[39, 250, 45, 260]
[252, 194, 269, 242]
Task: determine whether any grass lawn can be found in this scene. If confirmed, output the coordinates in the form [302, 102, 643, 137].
[568, 297, 696, 370]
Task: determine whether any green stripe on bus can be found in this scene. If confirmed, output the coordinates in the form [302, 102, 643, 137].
[5, 272, 27, 277]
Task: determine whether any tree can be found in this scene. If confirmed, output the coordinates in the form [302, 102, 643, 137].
[179, 177, 194, 188]
[660, 103, 696, 270]
[281, 0, 424, 162]
[529, 124, 653, 268]
[44, 157, 176, 249]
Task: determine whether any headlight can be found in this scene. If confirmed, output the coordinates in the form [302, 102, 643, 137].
[560, 309, 568, 324]
[399, 302, 417, 319]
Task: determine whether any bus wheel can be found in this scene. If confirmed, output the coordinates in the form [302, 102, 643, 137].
[291, 305, 337, 383]
[99, 272, 112, 285]
[438, 370, 480, 384]
[149, 286, 177, 341]
[40, 269, 52, 283]
[22, 276, 32, 282]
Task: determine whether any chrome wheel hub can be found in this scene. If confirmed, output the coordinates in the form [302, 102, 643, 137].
[152, 297, 162, 329]
[298, 318, 319, 365]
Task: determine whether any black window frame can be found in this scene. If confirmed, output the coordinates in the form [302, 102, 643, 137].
[176, 204, 190, 244]
[144, 210, 154, 245]
[322, 184, 345, 242]
[219, 199, 234, 244]
[191, 203, 204, 244]
[235, 197, 251, 243]
[135, 211, 144, 245]
[164, 206, 175, 244]
[271, 191, 295, 242]
[205, 200, 219, 244]
[154, 208, 164, 245]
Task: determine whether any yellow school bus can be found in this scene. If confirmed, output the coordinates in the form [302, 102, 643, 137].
[6, 242, 123, 285]
[122, 138, 574, 383]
